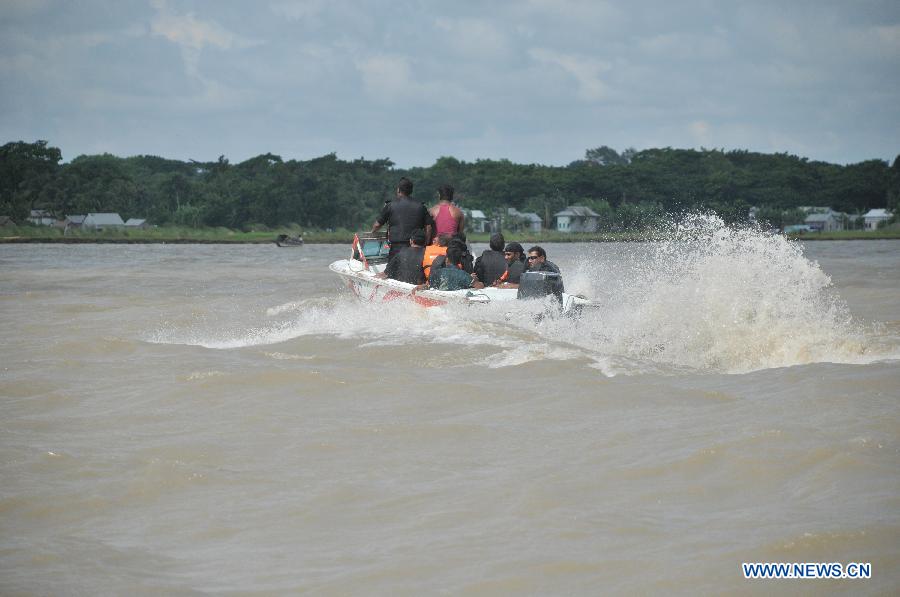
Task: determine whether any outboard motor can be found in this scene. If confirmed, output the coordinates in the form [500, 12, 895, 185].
[517, 271, 564, 303]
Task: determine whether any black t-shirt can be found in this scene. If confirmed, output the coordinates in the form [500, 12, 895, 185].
[474, 250, 507, 286]
[384, 246, 426, 284]
[376, 196, 434, 244]
[527, 260, 563, 291]
[531, 260, 561, 274]
[505, 259, 526, 284]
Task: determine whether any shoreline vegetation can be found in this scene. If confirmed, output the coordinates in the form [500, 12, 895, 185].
[2, 225, 899, 244]
[2, 142, 898, 241]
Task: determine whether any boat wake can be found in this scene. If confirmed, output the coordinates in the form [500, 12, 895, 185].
[147, 214, 898, 375]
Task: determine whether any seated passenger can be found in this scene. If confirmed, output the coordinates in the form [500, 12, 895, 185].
[525, 245, 564, 291]
[526, 245, 561, 273]
[426, 247, 474, 291]
[429, 237, 471, 274]
[494, 242, 527, 288]
[454, 232, 474, 273]
[377, 229, 426, 284]
[474, 233, 508, 287]
[422, 233, 450, 281]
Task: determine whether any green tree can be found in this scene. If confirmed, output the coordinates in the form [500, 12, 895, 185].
[0, 140, 63, 219]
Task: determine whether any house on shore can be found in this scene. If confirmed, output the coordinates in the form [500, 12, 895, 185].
[27, 209, 55, 226]
[506, 208, 543, 232]
[82, 213, 125, 230]
[125, 218, 149, 229]
[804, 210, 845, 232]
[465, 209, 490, 233]
[863, 209, 892, 230]
[64, 215, 86, 231]
[554, 206, 601, 232]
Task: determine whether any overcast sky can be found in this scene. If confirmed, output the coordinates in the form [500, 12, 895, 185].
[1, 0, 898, 167]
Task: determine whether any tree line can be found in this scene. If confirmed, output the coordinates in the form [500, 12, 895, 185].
[2, 140, 898, 231]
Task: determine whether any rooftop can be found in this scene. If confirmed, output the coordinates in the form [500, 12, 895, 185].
[554, 205, 600, 218]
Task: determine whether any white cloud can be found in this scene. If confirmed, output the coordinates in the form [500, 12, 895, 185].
[270, 0, 327, 21]
[433, 17, 512, 61]
[529, 48, 611, 101]
[2, 1, 896, 166]
[355, 54, 413, 102]
[150, 0, 256, 51]
[688, 120, 712, 146]
[522, 0, 623, 27]
[637, 31, 732, 62]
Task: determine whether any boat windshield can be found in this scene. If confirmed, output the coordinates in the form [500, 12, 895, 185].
[352, 232, 390, 264]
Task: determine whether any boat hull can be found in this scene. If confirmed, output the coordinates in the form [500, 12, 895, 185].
[329, 259, 593, 313]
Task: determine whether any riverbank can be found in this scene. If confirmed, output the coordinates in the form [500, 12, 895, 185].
[2, 225, 899, 244]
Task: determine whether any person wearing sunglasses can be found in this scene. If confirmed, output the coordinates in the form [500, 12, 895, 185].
[526, 246, 562, 278]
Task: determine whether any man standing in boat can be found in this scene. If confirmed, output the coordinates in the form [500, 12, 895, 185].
[371, 177, 434, 258]
[429, 184, 465, 238]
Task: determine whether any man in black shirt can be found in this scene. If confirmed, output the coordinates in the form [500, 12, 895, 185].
[526, 245, 564, 291]
[526, 245, 561, 273]
[379, 229, 427, 285]
[371, 177, 434, 259]
[474, 233, 508, 286]
[494, 242, 527, 288]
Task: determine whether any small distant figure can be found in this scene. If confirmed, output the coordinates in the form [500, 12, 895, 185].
[429, 184, 465, 238]
[494, 242, 526, 288]
[474, 233, 508, 287]
[377, 229, 427, 284]
[372, 177, 434, 258]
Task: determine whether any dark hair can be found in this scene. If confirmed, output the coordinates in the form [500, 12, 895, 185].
[453, 231, 467, 244]
[528, 246, 546, 258]
[489, 233, 505, 252]
[447, 238, 467, 255]
[436, 233, 451, 247]
[410, 229, 426, 246]
[397, 177, 413, 196]
[504, 242, 524, 255]
[446, 247, 464, 267]
[438, 184, 454, 202]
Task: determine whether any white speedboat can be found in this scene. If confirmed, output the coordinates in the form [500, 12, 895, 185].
[329, 233, 595, 314]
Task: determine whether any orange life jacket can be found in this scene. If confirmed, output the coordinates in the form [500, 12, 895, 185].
[422, 244, 447, 280]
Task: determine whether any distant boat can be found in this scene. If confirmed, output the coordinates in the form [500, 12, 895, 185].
[275, 234, 304, 247]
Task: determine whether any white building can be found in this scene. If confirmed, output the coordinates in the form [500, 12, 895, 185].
[125, 218, 148, 229]
[863, 209, 892, 230]
[82, 213, 125, 230]
[804, 211, 844, 232]
[27, 209, 55, 226]
[506, 208, 543, 232]
[465, 209, 490, 233]
[554, 206, 600, 232]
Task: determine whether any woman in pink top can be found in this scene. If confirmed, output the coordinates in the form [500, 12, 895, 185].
[429, 184, 465, 240]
